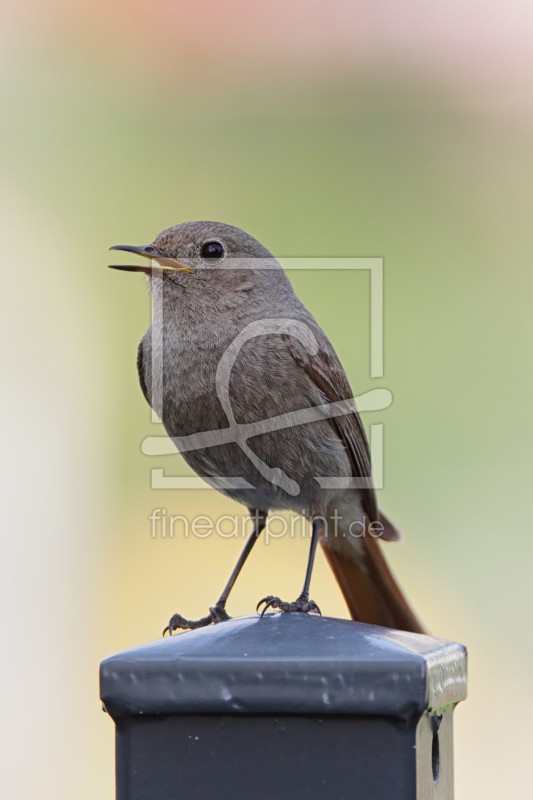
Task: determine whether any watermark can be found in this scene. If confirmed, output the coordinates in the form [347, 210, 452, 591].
[149, 509, 385, 544]
[142, 257, 389, 494]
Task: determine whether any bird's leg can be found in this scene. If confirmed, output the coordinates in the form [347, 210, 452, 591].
[257, 517, 322, 616]
[164, 510, 267, 635]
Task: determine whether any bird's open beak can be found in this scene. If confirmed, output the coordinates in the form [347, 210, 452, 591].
[108, 244, 193, 274]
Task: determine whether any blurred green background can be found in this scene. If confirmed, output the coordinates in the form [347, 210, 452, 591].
[1, 2, 533, 798]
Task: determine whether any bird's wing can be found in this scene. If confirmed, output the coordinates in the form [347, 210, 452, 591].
[137, 338, 150, 406]
[285, 327, 378, 523]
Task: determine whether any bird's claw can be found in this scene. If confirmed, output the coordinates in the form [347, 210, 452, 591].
[209, 605, 231, 623]
[256, 594, 321, 618]
[163, 605, 231, 636]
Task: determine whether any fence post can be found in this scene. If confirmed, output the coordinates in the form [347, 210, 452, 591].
[100, 613, 467, 799]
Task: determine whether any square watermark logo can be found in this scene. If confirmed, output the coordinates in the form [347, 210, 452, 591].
[140, 257, 389, 493]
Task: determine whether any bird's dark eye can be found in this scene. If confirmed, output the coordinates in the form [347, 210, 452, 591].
[201, 241, 224, 260]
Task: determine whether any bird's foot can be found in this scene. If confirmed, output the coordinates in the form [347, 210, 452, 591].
[163, 604, 231, 636]
[256, 594, 321, 617]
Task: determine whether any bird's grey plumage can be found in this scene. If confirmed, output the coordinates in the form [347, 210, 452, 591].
[110, 219, 428, 634]
[136, 221, 398, 548]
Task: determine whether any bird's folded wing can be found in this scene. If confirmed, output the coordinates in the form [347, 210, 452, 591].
[137, 337, 150, 405]
[284, 328, 378, 523]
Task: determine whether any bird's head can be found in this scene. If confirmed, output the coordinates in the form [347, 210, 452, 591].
[109, 221, 277, 288]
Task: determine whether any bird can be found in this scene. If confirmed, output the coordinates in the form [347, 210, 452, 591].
[109, 221, 424, 636]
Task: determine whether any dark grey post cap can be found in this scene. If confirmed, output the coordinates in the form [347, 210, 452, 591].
[100, 613, 466, 720]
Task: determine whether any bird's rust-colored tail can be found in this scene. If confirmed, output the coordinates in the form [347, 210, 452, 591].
[321, 534, 426, 634]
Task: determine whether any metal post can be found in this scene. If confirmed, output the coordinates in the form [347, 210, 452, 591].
[100, 614, 467, 799]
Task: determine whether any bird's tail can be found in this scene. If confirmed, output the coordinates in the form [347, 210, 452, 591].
[320, 516, 425, 634]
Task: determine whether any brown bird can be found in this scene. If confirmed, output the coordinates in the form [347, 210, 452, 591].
[109, 222, 424, 636]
